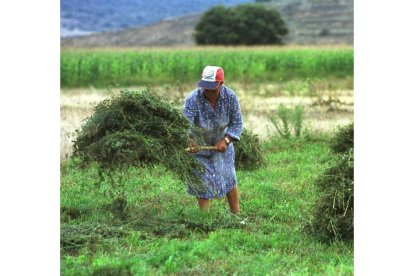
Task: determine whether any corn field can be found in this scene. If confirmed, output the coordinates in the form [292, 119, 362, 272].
[61, 47, 353, 88]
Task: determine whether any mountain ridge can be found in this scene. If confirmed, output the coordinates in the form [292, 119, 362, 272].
[61, 0, 252, 37]
[61, 14, 201, 47]
[61, 0, 353, 47]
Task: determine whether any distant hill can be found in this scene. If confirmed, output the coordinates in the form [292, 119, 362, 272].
[266, 0, 353, 44]
[61, 0, 353, 47]
[61, 14, 201, 47]
[61, 0, 252, 37]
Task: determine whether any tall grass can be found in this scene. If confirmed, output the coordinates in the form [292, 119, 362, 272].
[61, 47, 354, 88]
[61, 136, 353, 275]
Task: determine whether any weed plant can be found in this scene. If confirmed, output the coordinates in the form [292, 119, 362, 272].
[271, 104, 291, 139]
[270, 104, 305, 139]
[291, 106, 304, 137]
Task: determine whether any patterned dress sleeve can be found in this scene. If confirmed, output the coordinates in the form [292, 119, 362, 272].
[183, 95, 197, 125]
[225, 93, 243, 141]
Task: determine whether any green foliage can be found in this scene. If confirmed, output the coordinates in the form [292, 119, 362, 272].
[309, 149, 354, 242]
[72, 88, 205, 192]
[234, 129, 266, 171]
[271, 104, 291, 139]
[291, 106, 305, 137]
[330, 122, 354, 154]
[61, 223, 128, 255]
[60, 48, 354, 88]
[61, 136, 353, 275]
[270, 104, 305, 139]
[195, 4, 288, 45]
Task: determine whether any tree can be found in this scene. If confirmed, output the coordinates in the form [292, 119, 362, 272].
[195, 4, 288, 45]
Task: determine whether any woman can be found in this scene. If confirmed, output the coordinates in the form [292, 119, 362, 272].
[183, 65, 243, 214]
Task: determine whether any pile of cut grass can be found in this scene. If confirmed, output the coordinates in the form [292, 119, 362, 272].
[330, 122, 354, 154]
[309, 123, 354, 242]
[234, 129, 266, 171]
[72, 88, 205, 190]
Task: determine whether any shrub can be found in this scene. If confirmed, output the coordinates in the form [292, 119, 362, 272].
[234, 129, 266, 171]
[195, 4, 288, 45]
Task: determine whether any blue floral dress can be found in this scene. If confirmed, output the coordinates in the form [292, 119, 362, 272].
[183, 85, 244, 198]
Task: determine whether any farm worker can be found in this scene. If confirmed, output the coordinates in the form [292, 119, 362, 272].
[183, 65, 243, 214]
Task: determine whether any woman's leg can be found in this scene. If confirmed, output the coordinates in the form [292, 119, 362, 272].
[196, 197, 210, 211]
[226, 186, 240, 214]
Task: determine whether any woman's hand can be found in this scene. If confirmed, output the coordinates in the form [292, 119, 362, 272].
[188, 139, 199, 153]
[215, 139, 227, 153]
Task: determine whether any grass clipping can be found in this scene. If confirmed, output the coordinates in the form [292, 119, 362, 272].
[330, 122, 354, 154]
[72, 88, 205, 191]
[310, 123, 354, 242]
[234, 129, 266, 171]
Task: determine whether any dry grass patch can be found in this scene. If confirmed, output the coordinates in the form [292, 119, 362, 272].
[60, 83, 353, 160]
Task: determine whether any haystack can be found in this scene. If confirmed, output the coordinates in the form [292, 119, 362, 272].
[72, 88, 205, 190]
[234, 129, 266, 171]
[309, 122, 354, 242]
[330, 122, 354, 154]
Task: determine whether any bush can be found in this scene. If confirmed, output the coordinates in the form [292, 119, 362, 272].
[195, 4, 288, 45]
[234, 129, 266, 171]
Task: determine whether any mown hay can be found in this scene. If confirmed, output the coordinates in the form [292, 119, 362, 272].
[72, 88, 204, 189]
[330, 122, 354, 154]
[309, 123, 354, 242]
[61, 223, 128, 254]
[311, 149, 354, 242]
[234, 129, 266, 171]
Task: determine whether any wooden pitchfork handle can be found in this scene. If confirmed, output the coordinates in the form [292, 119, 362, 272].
[185, 145, 219, 152]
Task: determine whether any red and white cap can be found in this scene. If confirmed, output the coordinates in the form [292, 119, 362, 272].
[197, 65, 224, 89]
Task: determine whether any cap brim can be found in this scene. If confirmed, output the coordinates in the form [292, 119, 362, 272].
[197, 80, 220, 89]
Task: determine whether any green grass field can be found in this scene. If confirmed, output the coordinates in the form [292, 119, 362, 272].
[60, 47, 354, 88]
[61, 137, 354, 275]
